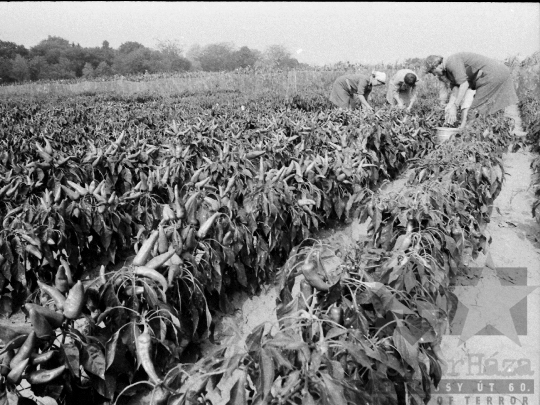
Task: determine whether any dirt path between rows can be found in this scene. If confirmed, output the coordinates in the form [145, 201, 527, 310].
[203, 173, 411, 352]
[428, 149, 540, 404]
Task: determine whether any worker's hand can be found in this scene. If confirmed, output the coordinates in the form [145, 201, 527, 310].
[405, 106, 412, 113]
[364, 105, 374, 113]
[445, 104, 457, 125]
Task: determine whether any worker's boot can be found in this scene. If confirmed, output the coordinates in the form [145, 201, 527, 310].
[504, 104, 527, 137]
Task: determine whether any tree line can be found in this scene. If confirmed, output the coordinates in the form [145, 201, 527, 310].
[0, 36, 306, 83]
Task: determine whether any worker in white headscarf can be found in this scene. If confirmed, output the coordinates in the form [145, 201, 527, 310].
[329, 71, 387, 111]
[424, 53, 526, 136]
[386, 69, 420, 111]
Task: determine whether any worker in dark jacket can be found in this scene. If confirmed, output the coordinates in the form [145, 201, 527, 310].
[424, 52, 526, 136]
[329, 71, 386, 111]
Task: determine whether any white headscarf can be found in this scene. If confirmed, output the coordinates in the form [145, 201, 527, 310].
[372, 71, 387, 84]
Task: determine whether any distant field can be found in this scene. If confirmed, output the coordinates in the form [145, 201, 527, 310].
[0, 70, 350, 98]
[0, 62, 537, 101]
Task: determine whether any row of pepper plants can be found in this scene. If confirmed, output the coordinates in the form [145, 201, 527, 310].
[525, 93, 540, 222]
[169, 113, 519, 405]
[0, 88, 529, 404]
[135, 112, 521, 405]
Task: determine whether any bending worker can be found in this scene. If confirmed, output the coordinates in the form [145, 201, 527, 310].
[424, 52, 527, 136]
[329, 71, 387, 111]
[386, 69, 420, 111]
[437, 74, 476, 129]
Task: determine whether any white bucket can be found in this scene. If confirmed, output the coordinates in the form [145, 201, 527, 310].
[435, 127, 460, 144]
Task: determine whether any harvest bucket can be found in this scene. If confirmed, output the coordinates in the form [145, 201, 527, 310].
[434, 127, 460, 144]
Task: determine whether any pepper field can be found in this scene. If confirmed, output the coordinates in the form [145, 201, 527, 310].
[0, 58, 539, 405]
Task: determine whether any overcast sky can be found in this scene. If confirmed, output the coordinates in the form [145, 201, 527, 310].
[0, 2, 538, 65]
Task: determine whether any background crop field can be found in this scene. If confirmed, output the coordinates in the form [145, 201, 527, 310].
[0, 56, 538, 102]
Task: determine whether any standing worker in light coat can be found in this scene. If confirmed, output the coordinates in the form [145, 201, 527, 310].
[386, 69, 420, 111]
[424, 52, 527, 136]
[329, 71, 387, 111]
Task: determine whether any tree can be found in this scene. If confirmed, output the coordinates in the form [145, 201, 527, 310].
[282, 57, 299, 69]
[30, 36, 71, 65]
[113, 47, 159, 75]
[197, 42, 236, 72]
[10, 55, 30, 82]
[265, 45, 288, 67]
[156, 39, 191, 72]
[28, 56, 48, 80]
[186, 44, 202, 71]
[118, 41, 146, 54]
[82, 62, 94, 78]
[3, 36, 275, 81]
[0, 40, 28, 59]
[156, 39, 183, 58]
[232, 46, 260, 69]
[159, 54, 190, 73]
[88, 42, 115, 67]
[260, 45, 298, 70]
[94, 61, 113, 77]
[114, 42, 161, 74]
[0, 57, 13, 83]
[38, 56, 76, 80]
[66, 46, 91, 77]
